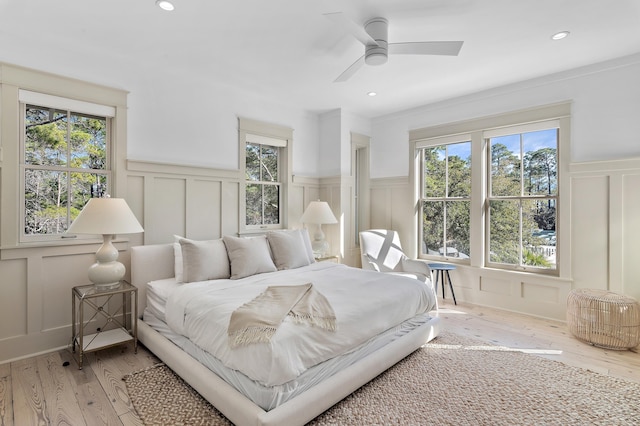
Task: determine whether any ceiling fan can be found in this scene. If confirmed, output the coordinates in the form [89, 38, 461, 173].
[325, 12, 464, 82]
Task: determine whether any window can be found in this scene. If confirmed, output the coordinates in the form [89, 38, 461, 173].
[419, 138, 471, 259]
[245, 139, 281, 226]
[0, 64, 126, 249]
[486, 122, 558, 271]
[20, 91, 114, 242]
[238, 118, 292, 233]
[411, 103, 568, 276]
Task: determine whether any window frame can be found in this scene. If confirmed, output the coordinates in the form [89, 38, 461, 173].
[416, 134, 472, 263]
[238, 117, 292, 235]
[484, 120, 560, 274]
[0, 62, 128, 250]
[410, 103, 570, 278]
[19, 97, 114, 243]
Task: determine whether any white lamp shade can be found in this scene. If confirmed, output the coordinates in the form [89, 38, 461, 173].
[300, 201, 338, 225]
[300, 200, 337, 258]
[67, 198, 143, 235]
[67, 197, 143, 290]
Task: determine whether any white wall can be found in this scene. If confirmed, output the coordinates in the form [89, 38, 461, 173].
[317, 109, 372, 177]
[127, 72, 322, 176]
[370, 53, 640, 178]
[318, 110, 342, 177]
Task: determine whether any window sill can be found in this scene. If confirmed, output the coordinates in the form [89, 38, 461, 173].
[0, 237, 131, 260]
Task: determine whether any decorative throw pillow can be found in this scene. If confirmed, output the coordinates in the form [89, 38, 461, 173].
[223, 235, 277, 279]
[267, 230, 312, 270]
[173, 235, 184, 283]
[299, 228, 316, 264]
[178, 237, 231, 283]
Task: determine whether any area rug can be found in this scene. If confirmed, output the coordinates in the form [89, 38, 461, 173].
[123, 331, 640, 425]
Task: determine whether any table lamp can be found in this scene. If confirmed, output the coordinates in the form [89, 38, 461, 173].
[300, 200, 338, 258]
[67, 197, 144, 290]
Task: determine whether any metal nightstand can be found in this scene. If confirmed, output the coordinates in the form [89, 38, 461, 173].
[71, 281, 138, 369]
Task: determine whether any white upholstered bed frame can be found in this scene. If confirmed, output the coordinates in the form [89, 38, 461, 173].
[130, 243, 440, 426]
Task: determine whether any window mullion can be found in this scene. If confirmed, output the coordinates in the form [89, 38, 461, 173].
[67, 111, 72, 229]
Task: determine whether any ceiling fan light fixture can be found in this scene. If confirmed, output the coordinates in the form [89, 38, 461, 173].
[365, 50, 388, 65]
[551, 31, 570, 40]
[328, 12, 464, 82]
[364, 17, 389, 65]
[156, 0, 175, 11]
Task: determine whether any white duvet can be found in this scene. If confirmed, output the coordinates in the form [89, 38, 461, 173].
[165, 262, 436, 387]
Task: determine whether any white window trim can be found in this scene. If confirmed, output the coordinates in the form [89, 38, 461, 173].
[0, 62, 128, 250]
[409, 102, 571, 279]
[19, 89, 116, 117]
[416, 136, 472, 263]
[485, 119, 560, 274]
[238, 117, 293, 235]
[19, 101, 113, 243]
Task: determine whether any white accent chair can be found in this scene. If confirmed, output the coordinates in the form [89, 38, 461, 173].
[359, 229, 432, 283]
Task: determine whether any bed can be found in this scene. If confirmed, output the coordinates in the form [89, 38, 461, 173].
[130, 230, 440, 426]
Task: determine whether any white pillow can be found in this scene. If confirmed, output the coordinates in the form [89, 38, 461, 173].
[267, 230, 312, 270]
[223, 235, 277, 279]
[299, 228, 316, 264]
[177, 237, 231, 283]
[173, 235, 184, 283]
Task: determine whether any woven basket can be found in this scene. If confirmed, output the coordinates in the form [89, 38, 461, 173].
[566, 289, 640, 350]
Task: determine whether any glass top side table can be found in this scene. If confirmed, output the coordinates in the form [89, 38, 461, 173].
[71, 280, 138, 369]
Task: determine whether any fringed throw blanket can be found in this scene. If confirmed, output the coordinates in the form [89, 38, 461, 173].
[228, 283, 336, 348]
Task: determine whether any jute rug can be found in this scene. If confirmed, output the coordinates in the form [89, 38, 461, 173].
[123, 331, 640, 425]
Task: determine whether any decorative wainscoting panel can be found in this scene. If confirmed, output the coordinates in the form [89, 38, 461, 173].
[0, 258, 27, 340]
[623, 173, 640, 300]
[570, 159, 640, 301]
[478, 276, 513, 296]
[570, 175, 609, 293]
[521, 281, 562, 304]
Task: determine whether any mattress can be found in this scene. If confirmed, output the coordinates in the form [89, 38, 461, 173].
[143, 308, 435, 410]
[145, 277, 179, 322]
[143, 262, 438, 410]
[165, 263, 436, 386]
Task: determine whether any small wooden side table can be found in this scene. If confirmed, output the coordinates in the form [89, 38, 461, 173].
[72, 281, 138, 369]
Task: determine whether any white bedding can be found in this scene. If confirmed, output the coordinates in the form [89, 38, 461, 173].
[144, 309, 435, 410]
[165, 262, 437, 387]
[146, 277, 179, 322]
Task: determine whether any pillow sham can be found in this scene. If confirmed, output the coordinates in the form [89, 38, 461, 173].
[267, 229, 312, 270]
[173, 235, 184, 283]
[299, 228, 316, 264]
[177, 237, 231, 283]
[223, 235, 277, 279]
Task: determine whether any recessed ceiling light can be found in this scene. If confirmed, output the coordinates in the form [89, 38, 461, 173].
[551, 31, 570, 41]
[367, 92, 377, 97]
[156, 0, 175, 11]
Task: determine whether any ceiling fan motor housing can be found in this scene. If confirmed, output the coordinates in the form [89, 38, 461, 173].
[364, 17, 388, 65]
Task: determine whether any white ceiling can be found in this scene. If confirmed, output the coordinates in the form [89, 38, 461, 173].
[1, 0, 639, 118]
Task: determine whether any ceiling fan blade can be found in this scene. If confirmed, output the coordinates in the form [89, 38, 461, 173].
[324, 12, 378, 47]
[389, 41, 464, 56]
[334, 55, 365, 82]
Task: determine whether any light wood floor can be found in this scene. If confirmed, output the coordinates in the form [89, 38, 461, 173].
[1, 301, 638, 425]
[437, 300, 640, 384]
